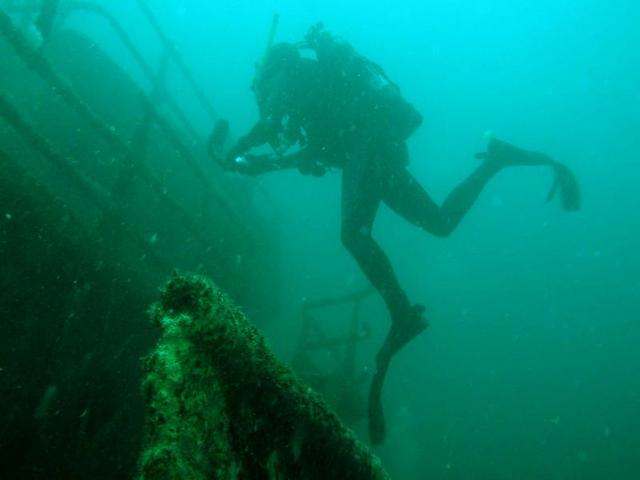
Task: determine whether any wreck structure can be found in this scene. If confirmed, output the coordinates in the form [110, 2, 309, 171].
[0, 2, 273, 477]
[0, 2, 389, 478]
[139, 273, 388, 479]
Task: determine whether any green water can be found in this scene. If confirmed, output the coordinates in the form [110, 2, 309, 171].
[1, 1, 638, 478]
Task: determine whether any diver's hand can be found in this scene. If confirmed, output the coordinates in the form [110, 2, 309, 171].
[219, 150, 241, 171]
[231, 154, 276, 176]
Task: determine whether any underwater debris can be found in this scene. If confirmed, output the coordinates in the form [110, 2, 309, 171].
[138, 273, 389, 480]
[292, 288, 373, 425]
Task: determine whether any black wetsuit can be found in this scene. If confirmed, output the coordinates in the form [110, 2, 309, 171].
[233, 41, 506, 326]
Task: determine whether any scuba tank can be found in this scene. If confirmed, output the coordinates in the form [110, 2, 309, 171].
[303, 23, 423, 142]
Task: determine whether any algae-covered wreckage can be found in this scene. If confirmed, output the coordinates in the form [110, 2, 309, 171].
[0, 2, 388, 478]
[139, 273, 388, 479]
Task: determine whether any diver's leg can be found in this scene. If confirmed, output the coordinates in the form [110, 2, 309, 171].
[383, 161, 501, 237]
[342, 150, 427, 362]
[340, 150, 412, 325]
[383, 137, 570, 235]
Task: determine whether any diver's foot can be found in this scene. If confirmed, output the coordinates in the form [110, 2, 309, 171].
[477, 137, 554, 168]
[376, 304, 428, 365]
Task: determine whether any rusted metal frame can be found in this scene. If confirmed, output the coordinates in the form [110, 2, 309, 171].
[302, 287, 374, 311]
[303, 331, 370, 352]
[297, 288, 372, 360]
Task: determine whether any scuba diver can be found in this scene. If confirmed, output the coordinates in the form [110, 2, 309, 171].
[210, 24, 580, 443]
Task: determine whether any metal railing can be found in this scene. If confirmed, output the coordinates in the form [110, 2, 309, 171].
[59, 1, 206, 144]
[4, 0, 218, 137]
[0, 3, 248, 271]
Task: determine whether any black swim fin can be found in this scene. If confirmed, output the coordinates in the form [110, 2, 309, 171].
[368, 305, 428, 445]
[546, 163, 581, 211]
[480, 137, 552, 167]
[368, 357, 390, 445]
[478, 137, 581, 211]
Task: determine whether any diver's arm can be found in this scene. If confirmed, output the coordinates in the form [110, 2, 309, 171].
[232, 148, 326, 177]
[225, 121, 273, 164]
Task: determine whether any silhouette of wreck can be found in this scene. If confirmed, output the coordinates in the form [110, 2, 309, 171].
[0, 2, 388, 478]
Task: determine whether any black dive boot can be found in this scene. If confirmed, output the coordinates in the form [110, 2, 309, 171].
[376, 304, 428, 365]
